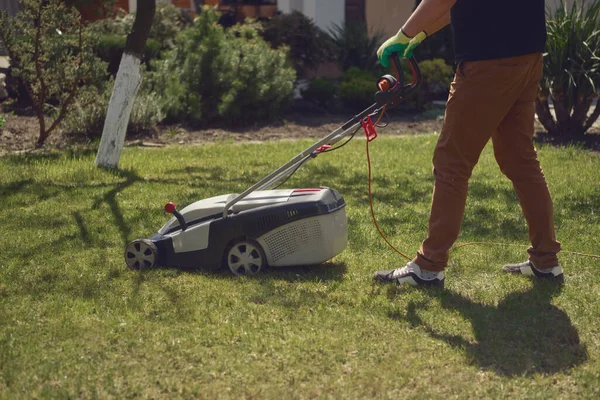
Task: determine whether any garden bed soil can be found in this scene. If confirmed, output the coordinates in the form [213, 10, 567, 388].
[0, 110, 446, 154]
[2, 108, 600, 155]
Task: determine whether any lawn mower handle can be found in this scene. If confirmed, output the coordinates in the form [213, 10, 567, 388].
[221, 56, 422, 218]
[393, 54, 422, 95]
[373, 55, 422, 108]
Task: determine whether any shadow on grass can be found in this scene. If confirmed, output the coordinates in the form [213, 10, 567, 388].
[534, 131, 600, 152]
[260, 261, 347, 283]
[2, 148, 98, 166]
[158, 261, 347, 284]
[91, 168, 144, 246]
[129, 262, 347, 315]
[387, 281, 588, 376]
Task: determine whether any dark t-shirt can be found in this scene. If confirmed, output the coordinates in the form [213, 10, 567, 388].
[450, 0, 546, 62]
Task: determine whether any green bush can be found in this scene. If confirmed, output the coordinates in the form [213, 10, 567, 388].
[89, 3, 189, 52]
[0, 0, 108, 146]
[0, 113, 5, 129]
[148, 7, 295, 125]
[89, 1, 191, 73]
[400, 58, 453, 112]
[95, 34, 161, 75]
[329, 23, 384, 75]
[419, 58, 454, 98]
[301, 77, 338, 109]
[537, 0, 600, 139]
[338, 67, 377, 110]
[261, 11, 333, 75]
[62, 78, 163, 138]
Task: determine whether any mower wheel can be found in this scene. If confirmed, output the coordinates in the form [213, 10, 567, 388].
[125, 239, 158, 270]
[225, 239, 266, 276]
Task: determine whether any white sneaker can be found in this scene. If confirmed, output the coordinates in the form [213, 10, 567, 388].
[373, 261, 445, 287]
[502, 260, 564, 283]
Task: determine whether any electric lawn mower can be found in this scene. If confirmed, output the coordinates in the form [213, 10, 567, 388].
[124, 55, 422, 276]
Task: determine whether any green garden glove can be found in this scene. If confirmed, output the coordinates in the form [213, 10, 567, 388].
[377, 30, 427, 68]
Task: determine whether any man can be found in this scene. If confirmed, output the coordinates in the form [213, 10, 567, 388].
[373, 0, 563, 288]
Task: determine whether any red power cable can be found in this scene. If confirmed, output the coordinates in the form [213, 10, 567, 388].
[364, 114, 600, 262]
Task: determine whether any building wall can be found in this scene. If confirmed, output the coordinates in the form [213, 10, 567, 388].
[129, 0, 192, 13]
[366, 0, 414, 39]
[547, 0, 576, 11]
[278, 0, 344, 33]
[0, 0, 21, 16]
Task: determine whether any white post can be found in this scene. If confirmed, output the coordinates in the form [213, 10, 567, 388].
[277, 0, 291, 13]
[313, 0, 344, 34]
[95, 52, 142, 169]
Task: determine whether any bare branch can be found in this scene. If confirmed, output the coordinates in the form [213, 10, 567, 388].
[33, 4, 47, 141]
[45, 14, 85, 138]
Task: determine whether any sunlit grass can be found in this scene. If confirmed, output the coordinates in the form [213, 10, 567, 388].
[1, 136, 599, 398]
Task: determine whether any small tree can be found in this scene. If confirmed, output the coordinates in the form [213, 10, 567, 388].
[95, 0, 156, 169]
[0, 0, 105, 147]
[536, 0, 600, 139]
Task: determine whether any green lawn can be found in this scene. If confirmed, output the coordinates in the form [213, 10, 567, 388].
[1, 135, 599, 398]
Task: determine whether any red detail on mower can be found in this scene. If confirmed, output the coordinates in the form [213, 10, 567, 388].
[293, 189, 323, 193]
[315, 144, 332, 153]
[362, 115, 377, 142]
[165, 202, 177, 214]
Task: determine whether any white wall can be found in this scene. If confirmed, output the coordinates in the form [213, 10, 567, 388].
[546, 0, 576, 11]
[313, 0, 344, 34]
[129, 0, 173, 13]
[278, 0, 344, 33]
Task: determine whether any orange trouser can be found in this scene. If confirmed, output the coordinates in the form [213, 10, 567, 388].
[414, 53, 561, 271]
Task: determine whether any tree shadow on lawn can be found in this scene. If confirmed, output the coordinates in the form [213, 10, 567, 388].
[387, 281, 588, 376]
[1, 148, 98, 166]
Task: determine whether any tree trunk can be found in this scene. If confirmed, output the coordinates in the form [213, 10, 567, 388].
[95, 0, 156, 169]
[552, 92, 571, 133]
[569, 94, 593, 139]
[535, 96, 558, 137]
[583, 95, 600, 132]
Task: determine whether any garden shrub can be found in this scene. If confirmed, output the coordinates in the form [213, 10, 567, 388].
[399, 58, 453, 112]
[301, 77, 338, 109]
[261, 11, 333, 76]
[148, 7, 295, 125]
[329, 23, 384, 75]
[62, 76, 163, 138]
[338, 67, 377, 110]
[419, 58, 454, 99]
[89, 1, 190, 73]
[95, 34, 161, 75]
[537, 0, 600, 139]
[0, 0, 108, 146]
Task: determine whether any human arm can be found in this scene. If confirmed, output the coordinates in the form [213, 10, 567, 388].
[377, 0, 455, 66]
[422, 11, 451, 37]
[402, 0, 456, 37]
